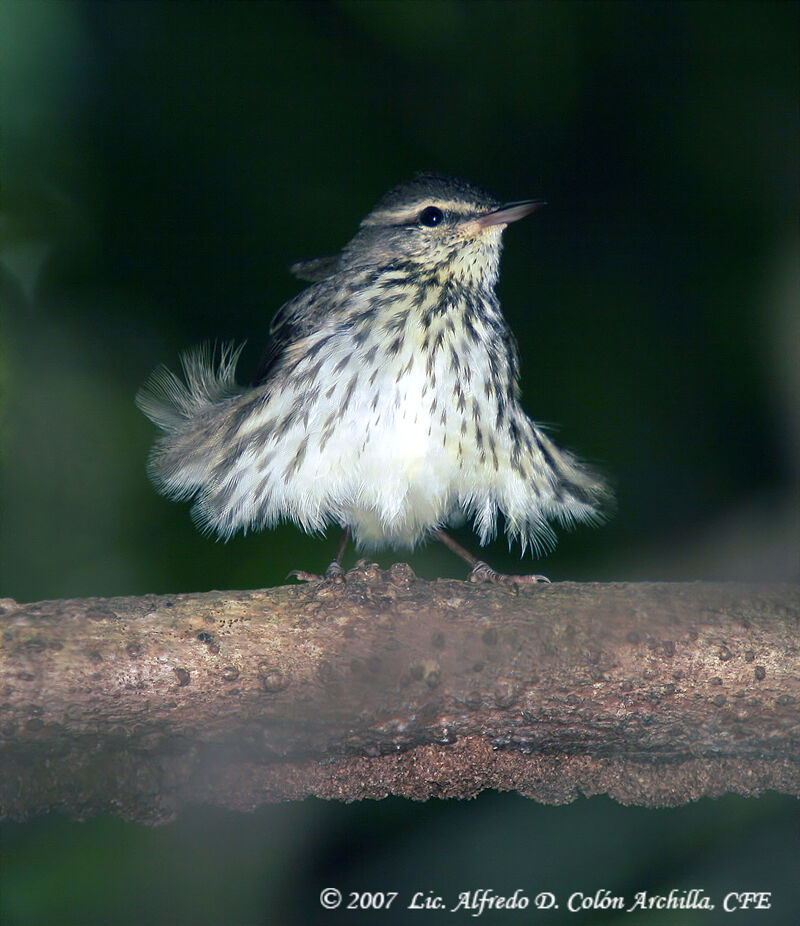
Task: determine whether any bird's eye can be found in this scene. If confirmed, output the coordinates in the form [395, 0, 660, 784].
[419, 206, 444, 227]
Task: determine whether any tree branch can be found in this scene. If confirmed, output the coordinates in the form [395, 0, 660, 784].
[1, 564, 798, 824]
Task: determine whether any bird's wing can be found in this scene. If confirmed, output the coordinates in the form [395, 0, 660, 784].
[254, 260, 355, 386]
[253, 276, 338, 386]
[252, 288, 306, 386]
[290, 254, 341, 282]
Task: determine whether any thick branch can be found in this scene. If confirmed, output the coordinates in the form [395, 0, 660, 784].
[1, 564, 798, 823]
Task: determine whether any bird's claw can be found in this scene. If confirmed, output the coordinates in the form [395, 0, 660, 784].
[287, 569, 322, 583]
[468, 560, 550, 586]
[287, 561, 346, 584]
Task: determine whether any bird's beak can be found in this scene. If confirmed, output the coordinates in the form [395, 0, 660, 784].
[476, 199, 546, 228]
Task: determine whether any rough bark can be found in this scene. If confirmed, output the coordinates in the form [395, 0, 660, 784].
[1, 563, 798, 824]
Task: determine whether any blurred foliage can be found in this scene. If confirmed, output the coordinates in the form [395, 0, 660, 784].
[1, 2, 798, 924]
[2, 793, 799, 926]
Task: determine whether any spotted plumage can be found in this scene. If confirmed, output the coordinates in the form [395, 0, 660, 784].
[136, 174, 609, 580]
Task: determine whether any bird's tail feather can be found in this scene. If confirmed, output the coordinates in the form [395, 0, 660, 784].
[136, 343, 244, 429]
[135, 343, 246, 503]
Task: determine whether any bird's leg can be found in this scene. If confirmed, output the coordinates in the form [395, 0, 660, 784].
[326, 526, 351, 579]
[433, 530, 550, 586]
[289, 527, 351, 583]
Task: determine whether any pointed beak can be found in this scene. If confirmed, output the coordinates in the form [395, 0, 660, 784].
[476, 199, 546, 229]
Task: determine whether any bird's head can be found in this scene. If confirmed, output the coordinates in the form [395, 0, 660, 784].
[344, 174, 544, 288]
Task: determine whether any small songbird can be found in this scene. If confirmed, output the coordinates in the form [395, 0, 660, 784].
[136, 174, 609, 584]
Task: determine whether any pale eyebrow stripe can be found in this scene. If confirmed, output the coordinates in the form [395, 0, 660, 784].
[362, 199, 481, 226]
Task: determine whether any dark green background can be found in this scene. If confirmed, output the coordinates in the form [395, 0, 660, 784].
[2, 2, 798, 924]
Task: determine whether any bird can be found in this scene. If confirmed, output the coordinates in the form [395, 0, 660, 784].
[136, 173, 609, 585]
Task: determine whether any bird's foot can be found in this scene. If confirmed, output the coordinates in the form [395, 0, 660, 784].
[468, 560, 550, 587]
[288, 560, 346, 584]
